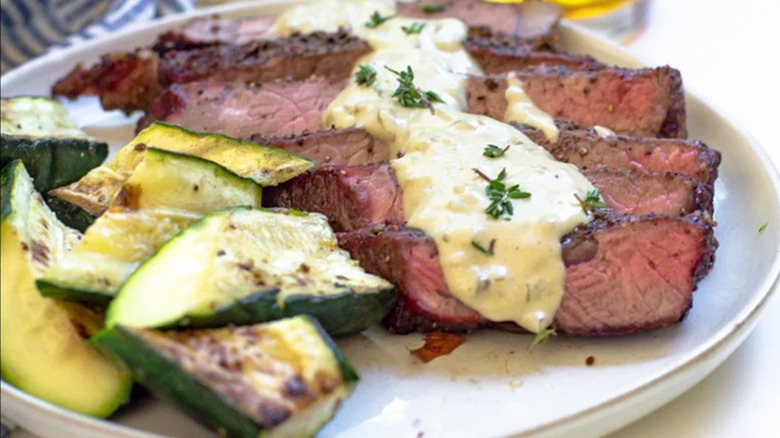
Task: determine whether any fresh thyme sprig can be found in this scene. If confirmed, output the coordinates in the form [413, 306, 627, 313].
[384, 65, 444, 112]
[402, 22, 426, 35]
[528, 328, 555, 352]
[483, 144, 510, 158]
[574, 189, 607, 214]
[420, 3, 447, 13]
[471, 239, 496, 256]
[355, 64, 376, 86]
[473, 168, 531, 219]
[365, 11, 394, 28]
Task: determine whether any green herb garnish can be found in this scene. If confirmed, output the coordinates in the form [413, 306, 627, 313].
[421, 3, 447, 13]
[528, 328, 555, 352]
[384, 65, 444, 112]
[617, 167, 630, 173]
[402, 22, 426, 35]
[758, 221, 769, 235]
[471, 239, 496, 256]
[473, 168, 531, 219]
[355, 64, 376, 86]
[483, 144, 509, 158]
[575, 189, 606, 214]
[365, 11, 394, 28]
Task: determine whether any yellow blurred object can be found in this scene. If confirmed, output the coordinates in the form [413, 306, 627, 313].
[489, 0, 637, 18]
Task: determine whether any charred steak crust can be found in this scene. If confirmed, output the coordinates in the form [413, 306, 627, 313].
[152, 15, 277, 53]
[520, 127, 721, 185]
[338, 211, 717, 335]
[467, 67, 688, 138]
[159, 29, 370, 86]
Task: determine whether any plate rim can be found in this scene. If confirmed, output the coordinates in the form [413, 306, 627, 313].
[1, 2, 779, 437]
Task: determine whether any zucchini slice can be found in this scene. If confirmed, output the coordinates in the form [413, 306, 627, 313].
[0, 97, 108, 192]
[50, 122, 313, 216]
[93, 316, 357, 438]
[107, 207, 396, 336]
[37, 148, 263, 303]
[0, 160, 131, 417]
[1, 97, 108, 230]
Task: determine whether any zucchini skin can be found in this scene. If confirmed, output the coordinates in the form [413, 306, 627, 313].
[93, 327, 262, 438]
[0, 136, 108, 193]
[181, 287, 397, 336]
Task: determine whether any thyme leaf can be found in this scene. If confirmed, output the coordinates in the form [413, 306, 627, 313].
[365, 11, 394, 28]
[384, 65, 444, 112]
[483, 144, 510, 158]
[402, 22, 426, 35]
[528, 328, 556, 352]
[471, 239, 496, 256]
[759, 221, 769, 235]
[575, 189, 606, 214]
[473, 168, 531, 219]
[355, 64, 376, 86]
[421, 3, 447, 13]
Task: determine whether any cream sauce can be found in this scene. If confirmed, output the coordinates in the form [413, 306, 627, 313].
[275, 1, 594, 332]
[504, 72, 559, 142]
[593, 125, 616, 138]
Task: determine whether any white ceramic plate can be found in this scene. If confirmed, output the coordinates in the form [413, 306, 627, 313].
[2, 2, 779, 437]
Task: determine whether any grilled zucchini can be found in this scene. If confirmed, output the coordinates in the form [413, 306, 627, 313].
[0, 160, 131, 417]
[1, 97, 108, 230]
[50, 122, 313, 216]
[107, 207, 396, 335]
[37, 148, 263, 303]
[93, 316, 357, 438]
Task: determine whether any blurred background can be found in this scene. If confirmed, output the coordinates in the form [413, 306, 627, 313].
[1, 0, 778, 436]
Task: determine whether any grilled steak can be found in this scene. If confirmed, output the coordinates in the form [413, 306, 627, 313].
[468, 67, 686, 138]
[338, 212, 716, 335]
[153, 15, 276, 53]
[264, 163, 405, 231]
[138, 78, 346, 137]
[254, 129, 389, 166]
[397, 0, 562, 40]
[52, 30, 370, 113]
[51, 50, 164, 114]
[521, 127, 720, 184]
[264, 163, 713, 231]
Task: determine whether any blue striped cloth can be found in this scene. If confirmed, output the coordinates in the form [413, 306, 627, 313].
[1, 0, 196, 73]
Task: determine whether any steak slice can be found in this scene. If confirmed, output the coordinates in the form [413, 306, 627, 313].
[586, 170, 713, 216]
[264, 164, 712, 231]
[52, 30, 370, 113]
[152, 15, 277, 53]
[521, 127, 720, 185]
[263, 163, 405, 231]
[253, 129, 389, 167]
[159, 29, 369, 85]
[138, 78, 346, 137]
[51, 50, 164, 115]
[398, 0, 563, 40]
[468, 67, 686, 138]
[337, 212, 716, 335]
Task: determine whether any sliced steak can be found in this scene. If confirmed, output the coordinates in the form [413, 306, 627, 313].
[52, 50, 164, 114]
[521, 127, 720, 184]
[52, 30, 370, 113]
[138, 78, 346, 137]
[586, 170, 713, 216]
[264, 163, 404, 231]
[337, 212, 716, 335]
[159, 29, 369, 86]
[254, 128, 389, 166]
[468, 67, 686, 138]
[264, 163, 711, 230]
[152, 15, 277, 53]
[398, 0, 563, 40]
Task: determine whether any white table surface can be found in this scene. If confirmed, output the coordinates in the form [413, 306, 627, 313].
[7, 0, 780, 437]
[608, 0, 780, 436]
